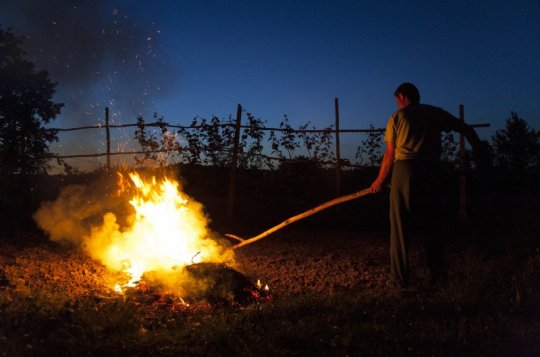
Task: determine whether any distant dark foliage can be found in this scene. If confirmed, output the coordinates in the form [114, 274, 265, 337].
[134, 113, 180, 167]
[492, 112, 540, 170]
[355, 124, 384, 166]
[0, 28, 63, 175]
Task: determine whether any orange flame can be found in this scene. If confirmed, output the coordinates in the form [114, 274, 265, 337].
[84, 171, 234, 292]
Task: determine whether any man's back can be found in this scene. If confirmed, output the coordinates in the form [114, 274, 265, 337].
[386, 104, 459, 161]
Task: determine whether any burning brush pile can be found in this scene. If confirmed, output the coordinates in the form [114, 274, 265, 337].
[32, 171, 271, 306]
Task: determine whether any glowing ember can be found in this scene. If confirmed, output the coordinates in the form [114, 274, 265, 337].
[84, 172, 234, 293]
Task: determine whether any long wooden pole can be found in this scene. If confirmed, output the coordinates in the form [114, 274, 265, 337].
[458, 104, 466, 222]
[227, 188, 371, 249]
[105, 107, 111, 171]
[226, 104, 243, 225]
[334, 98, 341, 196]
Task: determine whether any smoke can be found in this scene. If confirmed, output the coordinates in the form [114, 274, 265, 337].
[33, 184, 103, 245]
[32, 174, 132, 245]
[1, 1, 176, 159]
[33, 172, 237, 297]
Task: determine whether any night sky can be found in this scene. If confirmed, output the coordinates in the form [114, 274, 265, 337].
[1, 0, 539, 170]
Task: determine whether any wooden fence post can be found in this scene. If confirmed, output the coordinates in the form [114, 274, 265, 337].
[105, 107, 111, 171]
[334, 98, 341, 197]
[226, 104, 243, 225]
[458, 104, 467, 222]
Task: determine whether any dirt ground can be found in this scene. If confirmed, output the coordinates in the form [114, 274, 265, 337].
[1, 227, 539, 356]
[0, 228, 466, 302]
[235, 229, 392, 295]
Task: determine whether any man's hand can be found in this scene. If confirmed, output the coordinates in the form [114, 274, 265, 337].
[370, 179, 384, 193]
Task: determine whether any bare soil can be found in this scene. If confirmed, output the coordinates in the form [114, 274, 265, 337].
[1, 227, 539, 355]
[0, 228, 511, 301]
[1, 230, 389, 304]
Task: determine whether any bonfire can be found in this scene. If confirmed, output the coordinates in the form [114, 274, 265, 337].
[34, 171, 270, 305]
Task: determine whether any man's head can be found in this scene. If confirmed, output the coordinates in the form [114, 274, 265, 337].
[394, 82, 420, 109]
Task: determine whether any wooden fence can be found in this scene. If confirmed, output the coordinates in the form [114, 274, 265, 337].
[49, 99, 490, 223]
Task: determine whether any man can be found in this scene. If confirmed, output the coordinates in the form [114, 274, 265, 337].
[371, 82, 481, 289]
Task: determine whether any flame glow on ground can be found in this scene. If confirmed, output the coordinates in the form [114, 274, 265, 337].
[81, 172, 235, 293]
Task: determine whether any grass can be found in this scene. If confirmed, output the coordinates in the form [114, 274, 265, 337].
[1, 243, 539, 356]
[0, 291, 537, 356]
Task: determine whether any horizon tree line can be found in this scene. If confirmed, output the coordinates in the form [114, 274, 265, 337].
[1, 27, 539, 177]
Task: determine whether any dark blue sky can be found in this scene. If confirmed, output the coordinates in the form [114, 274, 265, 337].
[1, 0, 539, 169]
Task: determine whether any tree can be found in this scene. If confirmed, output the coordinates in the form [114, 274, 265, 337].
[355, 125, 384, 167]
[0, 28, 63, 175]
[440, 132, 457, 163]
[492, 112, 539, 170]
[134, 113, 180, 167]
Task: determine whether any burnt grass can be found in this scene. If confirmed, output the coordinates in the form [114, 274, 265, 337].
[0, 167, 539, 356]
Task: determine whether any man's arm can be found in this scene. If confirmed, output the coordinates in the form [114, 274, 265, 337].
[460, 123, 481, 148]
[457, 122, 492, 168]
[441, 108, 481, 148]
[371, 141, 395, 193]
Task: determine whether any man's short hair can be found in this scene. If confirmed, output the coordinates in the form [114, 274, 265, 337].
[394, 82, 420, 104]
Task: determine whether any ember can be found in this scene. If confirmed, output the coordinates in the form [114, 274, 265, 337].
[131, 263, 272, 306]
